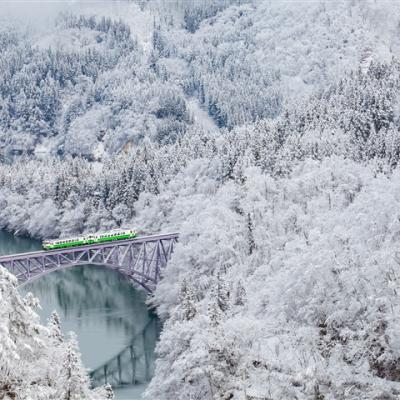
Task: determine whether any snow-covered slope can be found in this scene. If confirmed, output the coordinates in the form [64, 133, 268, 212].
[2, 1, 400, 399]
[3, 0, 400, 158]
[162, 0, 400, 129]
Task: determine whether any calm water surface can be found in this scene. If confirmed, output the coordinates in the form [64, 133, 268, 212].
[0, 231, 158, 400]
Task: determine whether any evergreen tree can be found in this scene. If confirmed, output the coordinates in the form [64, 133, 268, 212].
[177, 279, 197, 321]
[58, 334, 91, 400]
[216, 268, 230, 313]
[246, 212, 256, 255]
[234, 280, 246, 306]
[47, 311, 63, 345]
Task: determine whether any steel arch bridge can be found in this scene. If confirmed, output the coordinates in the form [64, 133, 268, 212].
[0, 233, 179, 292]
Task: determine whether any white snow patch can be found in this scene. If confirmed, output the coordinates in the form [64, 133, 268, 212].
[74, 0, 153, 53]
[187, 97, 218, 133]
[93, 142, 105, 161]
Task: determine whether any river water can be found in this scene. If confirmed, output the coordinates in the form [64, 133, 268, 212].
[0, 230, 158, 400]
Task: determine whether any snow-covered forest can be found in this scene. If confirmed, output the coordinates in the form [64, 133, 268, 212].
[2, 0, 400, 399]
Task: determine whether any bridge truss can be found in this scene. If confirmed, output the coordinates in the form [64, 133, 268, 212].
[0, 233, 179, 292]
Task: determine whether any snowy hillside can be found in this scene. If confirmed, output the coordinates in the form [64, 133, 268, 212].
[2, 1, 400, 399]
[1, 0, 400, 158]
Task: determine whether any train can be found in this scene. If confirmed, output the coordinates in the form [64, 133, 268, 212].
[42, 228, 137, 250]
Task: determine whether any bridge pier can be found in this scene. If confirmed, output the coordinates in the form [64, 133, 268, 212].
[104, 365, 108, 385]
[117, 355, 122, 385]
[143, 330, 149, 382]
[130, 345, 136, 385]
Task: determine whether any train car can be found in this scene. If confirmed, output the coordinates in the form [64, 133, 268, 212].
[42, 229, 137, 250]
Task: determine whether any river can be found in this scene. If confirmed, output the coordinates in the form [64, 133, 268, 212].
[0, 230, 159, 400]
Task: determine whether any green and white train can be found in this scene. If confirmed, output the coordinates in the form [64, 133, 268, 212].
[42, 229, 137, 250]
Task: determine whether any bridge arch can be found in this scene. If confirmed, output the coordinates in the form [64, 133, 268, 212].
[18, 262, 155, 293]
[0, 233, 179, 293]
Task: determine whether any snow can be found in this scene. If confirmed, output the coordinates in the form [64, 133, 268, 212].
[73, 0, 153, 52]
[0, 267, 113, 399]
[93, 142, 105, 161]
[34, 143, 51, 158]
[2, 1, 400, 399]
[34, 23, 101, 51]
[186, 97, 218, 133]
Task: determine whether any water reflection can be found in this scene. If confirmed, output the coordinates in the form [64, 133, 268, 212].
[91, 317, 158, 387]
[0, 231, 158, 399]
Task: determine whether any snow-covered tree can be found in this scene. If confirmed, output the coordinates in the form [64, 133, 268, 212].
[177, 279, 197, 321]
[58, 333, 92, 400]
[0, 267, 113, 400]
